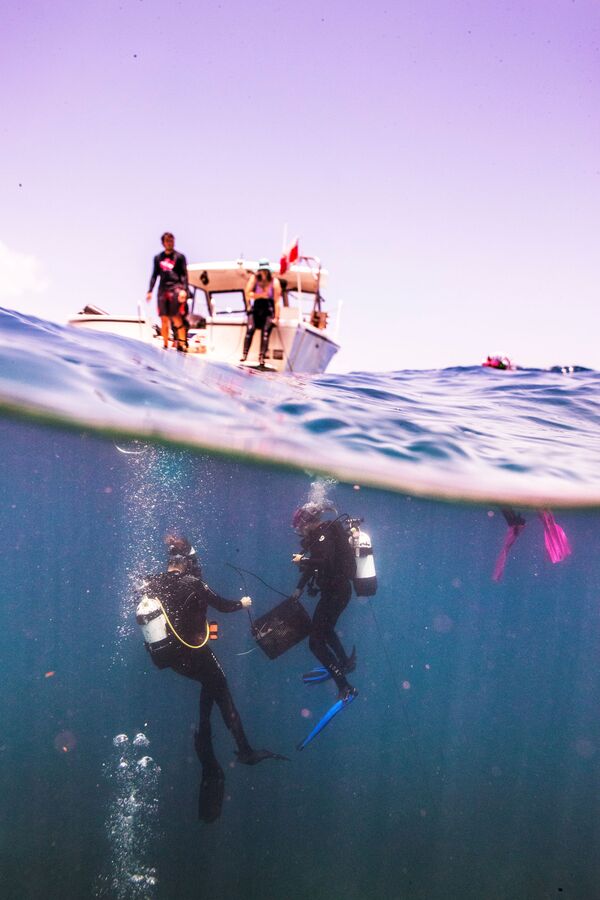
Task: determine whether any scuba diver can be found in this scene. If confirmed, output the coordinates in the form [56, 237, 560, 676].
[289, 500, 379, 750]
[136, 535, 287, 823]
[290, 502, 358, 704]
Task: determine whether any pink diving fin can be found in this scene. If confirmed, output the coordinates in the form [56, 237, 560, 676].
[539, 510, 571, 564]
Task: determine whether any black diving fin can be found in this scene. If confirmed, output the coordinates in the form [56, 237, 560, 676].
[198, 763, 225, 824]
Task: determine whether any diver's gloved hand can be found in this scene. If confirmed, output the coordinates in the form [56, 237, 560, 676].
[240, 596, 252, 608]
[292, 554, 304, 565]
[236, 748, 290, 765]
[289, 588, 302, 601]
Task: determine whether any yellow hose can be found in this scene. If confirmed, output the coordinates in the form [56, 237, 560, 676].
[158, 601, 209, 650]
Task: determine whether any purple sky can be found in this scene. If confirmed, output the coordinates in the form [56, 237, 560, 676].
[2, 0, 599, 371]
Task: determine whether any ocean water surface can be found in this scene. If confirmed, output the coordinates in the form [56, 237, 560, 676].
[1, 308, 599, 900]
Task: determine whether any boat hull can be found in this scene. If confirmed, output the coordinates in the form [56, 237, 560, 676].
[67, 315, 339, 374]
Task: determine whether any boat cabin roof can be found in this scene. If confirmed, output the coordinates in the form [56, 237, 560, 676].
[187, 259, 328, 295]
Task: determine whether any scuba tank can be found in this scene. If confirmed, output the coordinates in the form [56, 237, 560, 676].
[348, 518, 378, 597]
[136, 595, 169, 649]
[136, 590, 211, 670]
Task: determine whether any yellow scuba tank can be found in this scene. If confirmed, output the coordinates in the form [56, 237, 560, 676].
[348, 518, 378, 597]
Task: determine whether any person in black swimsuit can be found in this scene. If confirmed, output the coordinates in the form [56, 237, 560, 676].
[241, 259, 282, 366]
[139, 535, 286, 822]
[146, 232, 189, 351]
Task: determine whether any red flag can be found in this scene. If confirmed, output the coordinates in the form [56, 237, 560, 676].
[279, 238, 299, 274]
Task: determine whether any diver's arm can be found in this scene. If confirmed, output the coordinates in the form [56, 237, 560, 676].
[148, 255, 160, 294]
[178, 253, 189, 295]
[202, 583, 245, 613]
[244, 275, 257, 311]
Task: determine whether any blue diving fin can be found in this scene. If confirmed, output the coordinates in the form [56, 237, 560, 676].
[301, 648, 357, 686]
[296, 688, 358, 751]
[302, 666, 331, 685]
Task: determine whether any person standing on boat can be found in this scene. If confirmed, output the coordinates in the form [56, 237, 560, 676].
[146, 232, 189, 351]
[241, 259, 281, 366]
[137, 535, 287, 823]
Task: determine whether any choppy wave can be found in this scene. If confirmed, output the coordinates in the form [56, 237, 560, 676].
[1, 307, 599, 506]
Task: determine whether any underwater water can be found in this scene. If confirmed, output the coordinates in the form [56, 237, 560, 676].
[1, 309, 600, 900]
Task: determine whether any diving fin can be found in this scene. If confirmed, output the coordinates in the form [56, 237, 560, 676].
[302, 648, 357, 685]
[198, 763, 225, 824]
[492, 513, 526, 582]
[297, 687, 358, 751]
[302, 666, 331, 685]
[539, 510, 571, 564]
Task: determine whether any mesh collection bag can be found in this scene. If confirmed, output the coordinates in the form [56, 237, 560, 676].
[252, 596, 312, 659]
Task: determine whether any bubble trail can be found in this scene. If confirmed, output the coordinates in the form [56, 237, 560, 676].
[95, 732, 160, 899]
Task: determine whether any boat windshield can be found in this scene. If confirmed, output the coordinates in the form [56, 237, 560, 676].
[206, 290, 247, 317]
[190, 286, 326, 324]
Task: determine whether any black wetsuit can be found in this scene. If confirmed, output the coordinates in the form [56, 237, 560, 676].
[148, 250, 189, 318]
[295, 520, 356, 691]
[243, 286, 275, 362]
[141, 571, 253, 766]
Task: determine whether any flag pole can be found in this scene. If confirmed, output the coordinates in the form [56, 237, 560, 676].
[281, 223, 288, 258]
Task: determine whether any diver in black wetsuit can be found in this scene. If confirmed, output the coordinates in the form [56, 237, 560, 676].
[139, 536, 286, 822]
[290, 504, 357, 701]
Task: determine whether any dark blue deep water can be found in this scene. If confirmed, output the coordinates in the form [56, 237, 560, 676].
[1, 309, 600, 899]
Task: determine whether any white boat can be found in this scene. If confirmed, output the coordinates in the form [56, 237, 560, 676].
[68, 256, 340, 374]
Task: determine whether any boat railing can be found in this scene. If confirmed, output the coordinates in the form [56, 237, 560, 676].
[284, 290, 329, 331]
[282, 255, 329, 330]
